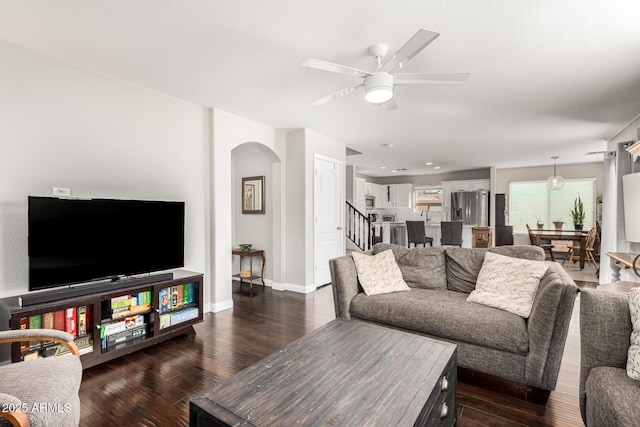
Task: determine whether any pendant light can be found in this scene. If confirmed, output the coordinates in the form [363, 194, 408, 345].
[546, 156, 565, 191]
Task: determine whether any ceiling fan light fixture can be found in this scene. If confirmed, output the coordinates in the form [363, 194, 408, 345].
[365, 72, 393, 104]
[546, 156, 565, 191]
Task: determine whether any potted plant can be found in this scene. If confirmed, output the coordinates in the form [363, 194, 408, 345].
[534, 216, 544, 229]
[570, 196, 585, 230]
[553, 219, 564, 230]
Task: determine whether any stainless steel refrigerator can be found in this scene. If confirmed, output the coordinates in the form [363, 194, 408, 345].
[451, 190, 490, 226]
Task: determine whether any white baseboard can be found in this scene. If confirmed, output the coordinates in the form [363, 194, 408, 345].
[205, 299, 233, 313]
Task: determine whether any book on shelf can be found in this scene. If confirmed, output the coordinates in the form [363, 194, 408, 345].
[159, 313, 171, 329]
[65, 307, 76, 337]
[19, 317, 29, 352]
[78, 306, 87, 336]
[159, 288, 170, 313]
[103, 324, 147, 351]
[42, 312, 54, 329]
[54, 310, 65, 331]
[28, 314, 41, 350]
[100, 314, 145, 338]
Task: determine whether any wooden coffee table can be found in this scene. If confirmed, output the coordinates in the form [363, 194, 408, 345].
[190, 319, 457, 426]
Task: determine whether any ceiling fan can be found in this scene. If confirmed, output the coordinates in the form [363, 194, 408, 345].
[302, 29, 469, 111]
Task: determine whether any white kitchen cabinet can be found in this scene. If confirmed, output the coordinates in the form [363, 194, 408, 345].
[372, 183, 384, 208]
[380, 183, 413, 208]
[394, 184, 413, 208]
[365, 182, 375, 196]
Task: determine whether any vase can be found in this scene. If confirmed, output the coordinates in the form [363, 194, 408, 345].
[574, 224, 583, 231]
[553, 222, 564, 230]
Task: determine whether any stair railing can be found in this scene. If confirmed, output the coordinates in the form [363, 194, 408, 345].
[346, 201, 372, 251]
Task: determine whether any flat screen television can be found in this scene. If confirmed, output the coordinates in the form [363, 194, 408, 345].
[28, 196, 185, 291]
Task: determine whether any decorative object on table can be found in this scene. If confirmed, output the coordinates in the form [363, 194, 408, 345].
[534, 216, 544, 229]
[546, 156, 565, 190]
[239, 243, 252, 251]
[239, 270, 251, 278]
[570, 195, 585, 230]
[553, 220, 564, 230]
[242, 176, 265, 214]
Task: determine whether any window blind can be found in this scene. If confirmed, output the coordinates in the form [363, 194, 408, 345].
[509, 178, 596, 232]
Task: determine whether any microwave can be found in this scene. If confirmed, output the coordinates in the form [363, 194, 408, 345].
[365, 195, 375, 209]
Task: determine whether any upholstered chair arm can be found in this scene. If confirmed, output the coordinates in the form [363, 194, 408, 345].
[579, 290, 631, 423]
[0, 392, 29, 427]
[525, 262, 579, 390]
[0, 329, 79, 356]
[329, 255, 361, 319]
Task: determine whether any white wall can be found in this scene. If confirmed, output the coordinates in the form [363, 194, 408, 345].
[231, 143, 275, 281]
[285, 129, 346, 290]
[0, 40, 206, 298]
[495, 162, 604, 195]
[208, 109, 285, 310]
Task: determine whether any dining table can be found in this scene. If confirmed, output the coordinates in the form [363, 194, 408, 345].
[529, 228, 589, 269]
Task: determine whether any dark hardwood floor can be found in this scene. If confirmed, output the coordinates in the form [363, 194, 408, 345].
[79, 280, 589, 427]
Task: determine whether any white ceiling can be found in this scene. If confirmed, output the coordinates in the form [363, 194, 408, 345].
[1, 0, 639, 177]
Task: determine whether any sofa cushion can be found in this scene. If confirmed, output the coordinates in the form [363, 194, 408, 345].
[445, 246, 545, 293]
[350, 288, 529, 354]
[351, 250, 410, 296]
[372, 243, 447, 290]
[586, 366, 640, 427]
[466, 252, 548, 318]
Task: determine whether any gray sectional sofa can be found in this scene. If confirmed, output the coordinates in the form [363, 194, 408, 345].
[580, 290, 640, 426]
[329, 243, 579, 402]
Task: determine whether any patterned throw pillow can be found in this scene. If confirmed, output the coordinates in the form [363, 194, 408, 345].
[351, 249, 410, 296]
[627, 288, 640, 380]
[466, 252, 548, 318]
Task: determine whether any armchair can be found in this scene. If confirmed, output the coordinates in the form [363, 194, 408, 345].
[0, 329, 82, 427]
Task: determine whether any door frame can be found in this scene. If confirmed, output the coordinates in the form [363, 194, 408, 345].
[313, 153, 345, 287]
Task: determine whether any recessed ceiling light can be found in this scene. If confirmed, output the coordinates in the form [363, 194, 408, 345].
[434, 166, 441, 170]
[425, 162, 433, 165]
[380, 166, 387, 169]
[391, 170, 397, 173]
[384, 143, 394, 149]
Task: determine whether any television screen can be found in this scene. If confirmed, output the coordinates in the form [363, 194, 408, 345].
[28, 196, 185, 291]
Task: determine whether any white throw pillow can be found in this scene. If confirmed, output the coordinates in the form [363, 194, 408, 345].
[466, 252, 548, 318]
[627, 288, 640, 380]
[351, 249, 410, 296]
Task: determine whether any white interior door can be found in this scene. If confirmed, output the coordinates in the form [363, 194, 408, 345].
[314, 155, 343, 286]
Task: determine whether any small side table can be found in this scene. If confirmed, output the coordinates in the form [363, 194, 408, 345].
[232, 248, 265, 295]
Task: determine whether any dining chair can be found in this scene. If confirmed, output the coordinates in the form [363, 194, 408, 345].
[440, 221, 463, 246]
[562, 226, 599, 276]
[406, 221, 433, 247]
[526, 224, 556, 261]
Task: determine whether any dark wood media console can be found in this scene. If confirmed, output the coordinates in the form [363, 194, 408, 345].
[0, 269, 203, 369]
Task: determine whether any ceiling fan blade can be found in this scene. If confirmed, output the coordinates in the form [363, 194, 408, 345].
[394, 73, 470, 84]
[302, 58, 371, 78]
[380, 29, 440, 73]
[382, 99, 398, 111]
[312, 84, 364, 106]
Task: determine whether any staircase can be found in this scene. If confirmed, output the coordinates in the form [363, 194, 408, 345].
[346, 201, 376, 252]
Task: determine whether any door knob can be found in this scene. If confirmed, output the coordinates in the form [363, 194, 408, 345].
[337, 226, 342, 230]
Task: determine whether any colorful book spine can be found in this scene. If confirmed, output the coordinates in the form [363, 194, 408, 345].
[42, 312, 54, 330]
[65, 307, 77, 337]
[177, 286, 183, 309]
[171, 286, 179, 309]
[20, 317, 29, 352]
[54, 310, 65, 331]
[28, 314, 41, 350]
[78, 306, 87, 336]
[159, 288, 170, 313]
